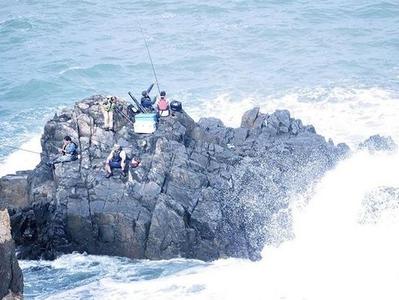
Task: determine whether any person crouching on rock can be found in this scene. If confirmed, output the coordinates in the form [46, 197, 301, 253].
[105, 144, 127, 178]
[101, 96, 116, 131]
[47, 136, 78, 166]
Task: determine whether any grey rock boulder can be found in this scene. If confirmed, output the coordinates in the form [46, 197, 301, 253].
[0, 171, 30, 210]
[0, 209, 23, 299]
[359, 134, 397, 152]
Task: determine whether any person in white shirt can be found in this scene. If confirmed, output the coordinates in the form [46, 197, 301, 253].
[105, 144, 127, 178]
[101, 96, 116, 131]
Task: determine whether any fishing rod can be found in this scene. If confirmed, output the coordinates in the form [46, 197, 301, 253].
[138, 22, 161, 95]
[114, 106, 135, 127]
[128, 92, 146, 113]
[3, 142, 79, 157]
[2, 144, 48, 156]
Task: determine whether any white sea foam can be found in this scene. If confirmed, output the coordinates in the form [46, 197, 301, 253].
[253, 149, 399, 300]
[188, 86, 399, 147]
[0, 135, 41, 177]
[188, 93, 257, 128]
[45, 150, 398, 300]
[59, 66, 85, 75]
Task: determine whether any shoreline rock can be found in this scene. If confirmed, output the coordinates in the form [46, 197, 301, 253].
[359, 134, 397, 152]
[0, 209, 23, 299]
[2, 95, 349, 261]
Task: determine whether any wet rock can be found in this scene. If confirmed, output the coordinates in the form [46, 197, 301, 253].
[241, 107, 260, 128]
[0, 171, 30, 209]
[360, 186, 399, 224]
[0, 209, 23, 299]
[359, 135, 397, 152]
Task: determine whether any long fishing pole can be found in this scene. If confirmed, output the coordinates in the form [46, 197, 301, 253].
[2, 144, 48, 156]
[138, 22, 161, 95]
[114, 107, 135, 127]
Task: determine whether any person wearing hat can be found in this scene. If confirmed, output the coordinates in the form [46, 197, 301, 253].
[105, 144, 127, 178]
[140, 90, 156, 111]
[101, 96, 116, 131]
[156, 91, 170, 117]
[46, 135, 78, 167]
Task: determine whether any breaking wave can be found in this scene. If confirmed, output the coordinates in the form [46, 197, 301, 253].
[189, 86, 399, 146]
[20, 148, 399, 300]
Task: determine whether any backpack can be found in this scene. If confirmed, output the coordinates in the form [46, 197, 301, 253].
[71, 142, 79, 156]
[170, 101, 182, 112]
[63, 142, 78, 156]
[158, 98, 169, 111]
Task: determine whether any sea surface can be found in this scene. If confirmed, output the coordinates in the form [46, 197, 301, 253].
[1, 1, 399, 299]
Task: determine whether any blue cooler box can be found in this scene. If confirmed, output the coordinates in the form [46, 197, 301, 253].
[134, 113, 158, 134]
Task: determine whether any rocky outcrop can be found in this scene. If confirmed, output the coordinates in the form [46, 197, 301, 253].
[0, 171, 30, 210]
[359, 134, 397, 152]
[2, 96, 349, 261]
[360, 186, 399, 224]
[0, 209, 23, 299]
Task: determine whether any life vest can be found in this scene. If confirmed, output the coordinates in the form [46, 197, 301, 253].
[157, 97, 169, 111]
[111, 150, 122, 163]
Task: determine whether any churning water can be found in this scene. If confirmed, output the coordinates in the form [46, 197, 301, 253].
[1, 0, 399, 299]
[20, 150, 399, 300]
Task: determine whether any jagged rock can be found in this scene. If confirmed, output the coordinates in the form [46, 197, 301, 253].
[0, 171, 30, 209]
[360, 186, 399, 224]
[0, 209, 23, 299]
[359, 134, 397, 152]
[3, 95, 350, 261]
[241, 107, 260, 128]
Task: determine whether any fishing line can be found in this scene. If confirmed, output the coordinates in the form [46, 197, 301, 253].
[114, 107, 135, 127]
[2, 144, 49, 156]
[3, 48, 142, 160]
[137, 22, 162, 95]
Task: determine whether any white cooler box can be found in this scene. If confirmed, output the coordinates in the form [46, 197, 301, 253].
[134, 113, 158, 134]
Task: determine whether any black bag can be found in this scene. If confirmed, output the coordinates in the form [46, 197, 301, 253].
[170, 100, 182, 112]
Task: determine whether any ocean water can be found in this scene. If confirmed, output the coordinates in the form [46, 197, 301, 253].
[1, 0, 399, 299]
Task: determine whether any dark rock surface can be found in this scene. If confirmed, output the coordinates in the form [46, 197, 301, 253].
[359, 134, 397, 152]
[0, 171, 30, 210]
[2, 96, 349, 261]
[0, 209, 23, 299]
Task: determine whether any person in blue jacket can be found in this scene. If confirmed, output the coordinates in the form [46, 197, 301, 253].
[47, 136, 78, 166]
[140, 90, 156, 111]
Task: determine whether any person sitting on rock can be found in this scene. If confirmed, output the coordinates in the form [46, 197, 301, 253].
[47, 136, 78, 166]
[140, 91, 156, 111]
[101, 96, 116, 131]
[105, 144, 127, 178]
[156, 91, 170, 117]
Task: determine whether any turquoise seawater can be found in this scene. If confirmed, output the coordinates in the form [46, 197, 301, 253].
[1, 0, 399, 159]
[2, 1, 399, 299]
